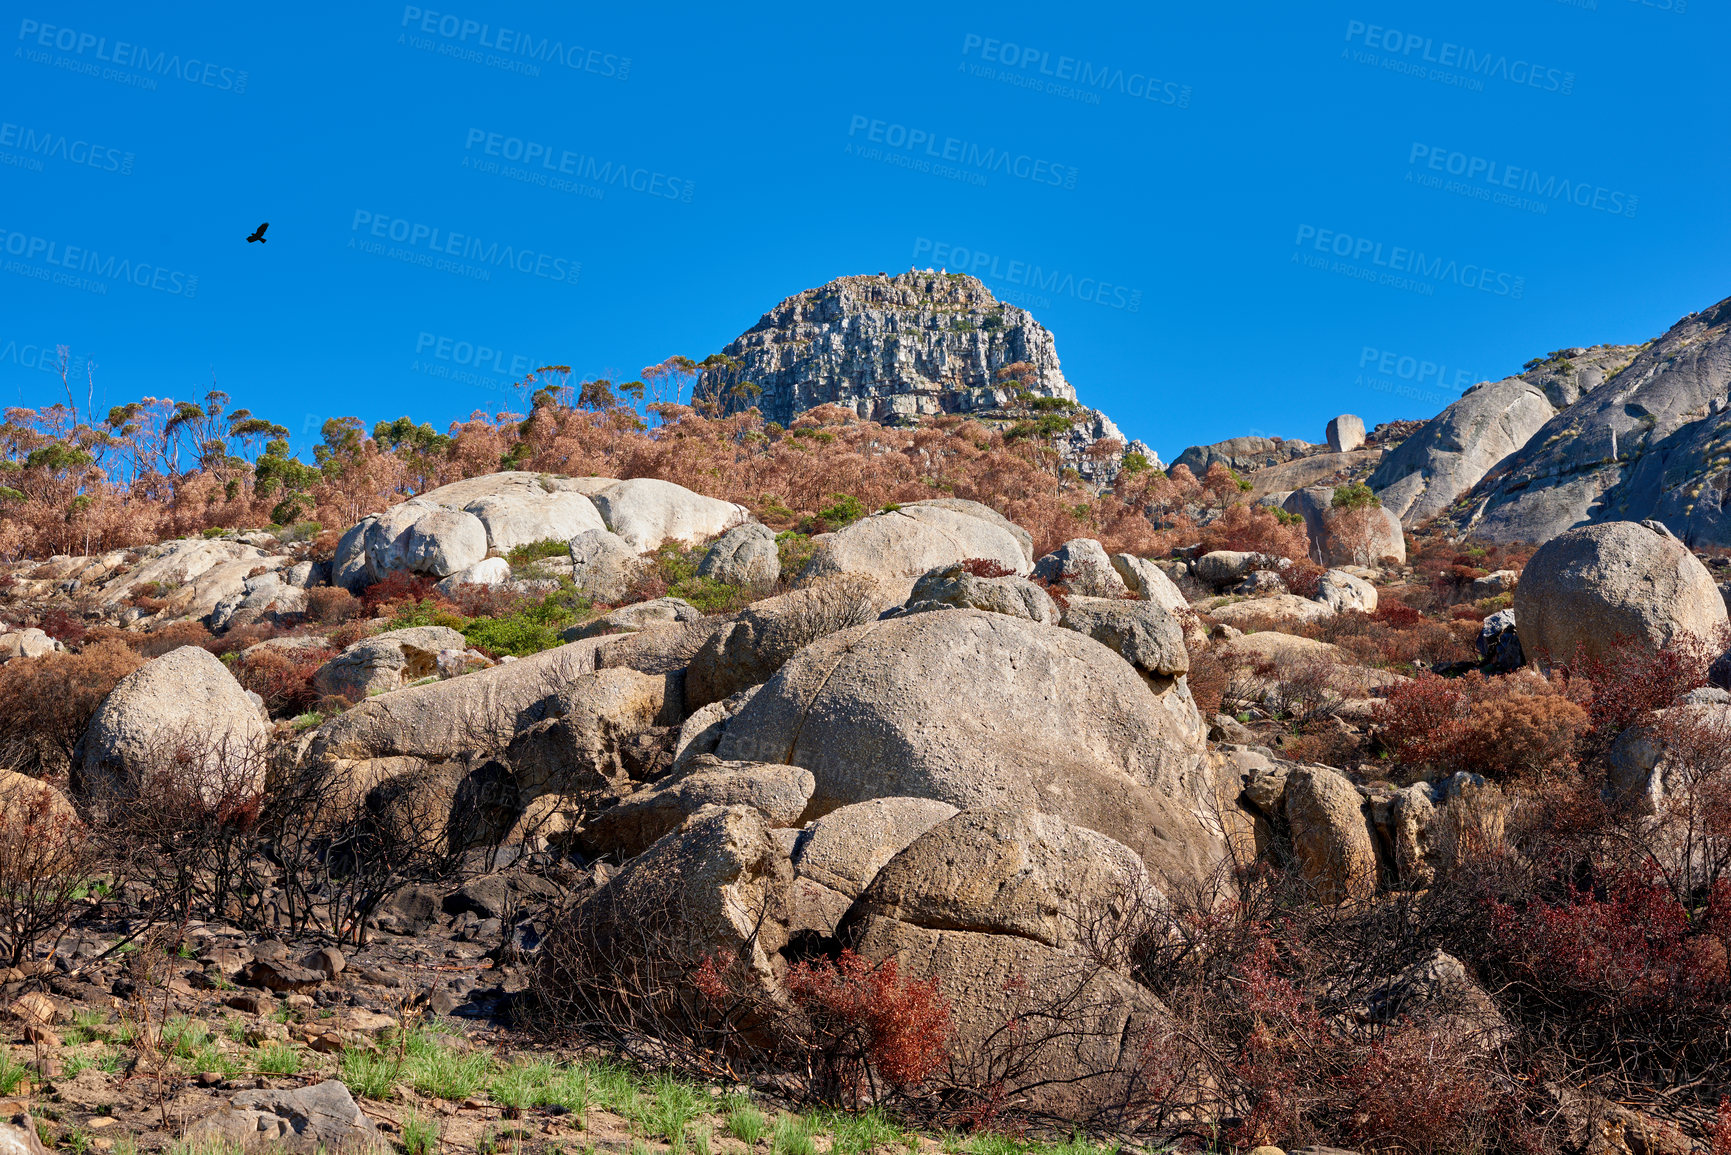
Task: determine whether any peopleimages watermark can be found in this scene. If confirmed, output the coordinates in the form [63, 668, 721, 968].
[0, 228, 198, 297]
[15, 19, 248, 94]
[1342, 20, 1574, 95]
[1293, 225, 1526, 300]
[958, 34, 1190, 109]
[397, 7, 629, 80]
[411, 331, 542, 390]
[1407, 143, 1636, 219]
[0, 338, 89, 376]
[0, 119, 134, 176]
[1355, 345, 1479, 407]
[845, 115, 1078, 190]
[460, 129, 693, 204]
[911, 238, 1141, 312]
[348, 211, 581, 286]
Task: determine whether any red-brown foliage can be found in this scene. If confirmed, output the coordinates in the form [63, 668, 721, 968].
[305, 585, 360, 624]
[959, 557, 1016, 578]
[780, 949, 950, 1100]
[0, 640, 143, 772]
[1489, 871, 1731, 1017]
[1196, 503, 1310, 562]
[1564, 631, 1716, 750]
[1374, 670, 1587, 780]
[231, 645, 335, 717]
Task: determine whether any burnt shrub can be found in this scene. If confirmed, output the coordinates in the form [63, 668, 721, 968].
[0, 776, 94, 966]
[231, 645, 335, 717]
[305, 584, 360, 624]
[1564, 630, 1717, 753]
[1197, 503, 1310, 561]
[1374, 670, 1587, 781]
[776, 949, 950, 1107]
[959, 557, 1016, 578]
[0, 640, 144, 774]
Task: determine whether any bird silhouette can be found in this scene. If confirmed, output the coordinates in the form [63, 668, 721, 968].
[246, 222, 269, 244]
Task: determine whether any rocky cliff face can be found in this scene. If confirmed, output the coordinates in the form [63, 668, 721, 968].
[1368, 342, 1640, 528]
[1439, 297, 1731, 545]
[697, 272, 1150, 482]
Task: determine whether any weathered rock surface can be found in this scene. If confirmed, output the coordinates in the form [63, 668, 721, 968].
[695, 273, 1144, 481]
[685, 575, 885, 708]
[579, 757, 814, 860]
[1058, 596, 1188, 682]
[417, 472, 607, 552]
[0, 628, 60, 662]
[799, 505, 1029, 589]
[1369, 375, 1558, 526]
[1031, 538, 1128, 596]
[567, 529, 644, 603]
[570, 598, 702, 639]
[1314, 569, 1378, 614]
[313, 626, 469, 701]
[789, 796, 960, 899]
[509, 666, 679, 799]
[590, 478, 749, 553]
[183, 1079, 381, 1153]
[1513, 520, 1727, 664]
[78, 646, 270, 806]
[1172, 435, 1311, 476]
[1326, 414, 1365, 453]
[1285, 766, 1379, 902]
[697, 522, 781, 588]
[715, 609, 1218, 892]
[849, 808, 1158, 953]
[1110, 554, 1188, 613]
[902, 498, 1034, 563]
[1446, 299, 1731, 543]
[549, 804, 792, 987]
[899, 562, 1056, 623]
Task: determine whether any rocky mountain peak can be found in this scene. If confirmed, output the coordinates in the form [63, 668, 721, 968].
[695, 271, 1149, 482]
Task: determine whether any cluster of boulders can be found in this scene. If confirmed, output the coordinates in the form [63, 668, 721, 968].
[18, 447, 1731, 1131]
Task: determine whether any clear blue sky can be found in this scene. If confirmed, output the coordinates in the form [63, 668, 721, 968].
[2, 0, 1725, 464]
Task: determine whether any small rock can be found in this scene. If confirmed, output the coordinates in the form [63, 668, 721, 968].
[226, 992, 271, 1015]
[242, 958, 325, 993]
[303, 948, 345, 981]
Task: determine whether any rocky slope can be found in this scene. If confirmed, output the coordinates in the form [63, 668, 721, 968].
[1368, 343, 1641, 527]
[696, 271, 1151, 482]
[1440, 296, 1731, 544]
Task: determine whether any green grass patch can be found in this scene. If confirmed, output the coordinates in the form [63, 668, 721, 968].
[401, 1109, 440, 1155]
[403, 1030, 494, 1101]
[339, 1047, 402, 1100]
[252, 1043, 301, 1075]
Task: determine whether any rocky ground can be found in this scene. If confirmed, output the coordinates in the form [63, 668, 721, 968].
[1, 454, 1729, 1155]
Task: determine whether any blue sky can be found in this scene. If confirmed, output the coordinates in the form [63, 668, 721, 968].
[2, 0, 1725, 464]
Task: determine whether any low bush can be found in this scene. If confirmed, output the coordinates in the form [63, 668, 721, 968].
[0, 640, 144, 773]
[1196, 503, 1310, 562]
[231, 645, 334, 717]
[305, 585, 360, 624]
[1374, 669, 1587, 781]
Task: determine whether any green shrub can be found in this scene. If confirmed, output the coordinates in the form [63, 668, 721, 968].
[816, 493, 867, 528]
[776, 531, 815, 578]
[1119, 452, 1152, 476]
[1331, 482, 1381, 510]
[506, 538, 571, 567]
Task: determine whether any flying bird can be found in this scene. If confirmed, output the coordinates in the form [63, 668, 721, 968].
[246, 222, 269, 244]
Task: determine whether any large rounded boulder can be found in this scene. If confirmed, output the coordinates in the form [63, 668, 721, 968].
[798, 506, 1029, 591]
[839, 807, 1169, 1118]
[591, 478, 750, 553]
[714, 609, 1217, 892]
[77, 646, 271, 807]
[1514, 520, 1727, 664]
